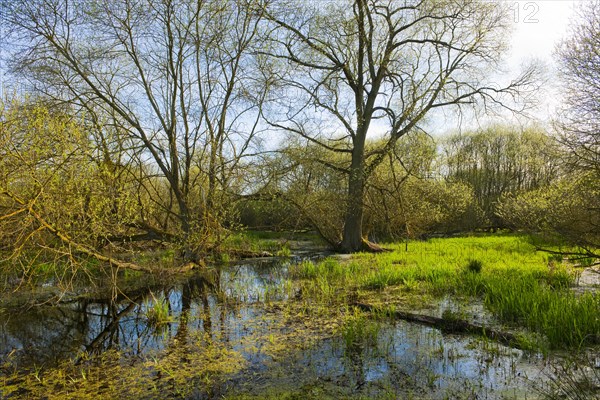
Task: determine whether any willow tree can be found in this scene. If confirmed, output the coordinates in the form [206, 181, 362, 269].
[0, 99, 155, 276]
[4, 0, 265, 263]
[261, 0, 538, 252]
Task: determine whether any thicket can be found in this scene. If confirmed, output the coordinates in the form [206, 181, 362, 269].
[238, 125, 567, 241]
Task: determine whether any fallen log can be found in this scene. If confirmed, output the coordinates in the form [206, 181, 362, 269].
[352, 302, 524, 349]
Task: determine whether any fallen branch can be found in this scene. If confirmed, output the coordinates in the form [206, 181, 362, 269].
[535, 246, 600, 263]
[4, 190, 201, 274]
[100, 222, 176, 246]
[228, 249, 274, 259]
[586, 267, 600, 275]
[352, 302, 523, 349]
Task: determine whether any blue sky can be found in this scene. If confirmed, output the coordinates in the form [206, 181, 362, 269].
[0, 1, 580, 136]
[427, 0, 577, 135]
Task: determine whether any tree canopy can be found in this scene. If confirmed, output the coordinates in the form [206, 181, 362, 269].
[556, 0, 600, 173]
[2, 0, 593, 271]
[4, 0, 267, 262]
[260, 0, 538, 251]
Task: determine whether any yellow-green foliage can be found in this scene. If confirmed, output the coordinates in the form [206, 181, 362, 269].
[0, 98, 141, 272]
[497, 172, 600, 250]
[0, 333, 245, 399]
[443, 125, 561, 227]
[367, 131, 474, 238]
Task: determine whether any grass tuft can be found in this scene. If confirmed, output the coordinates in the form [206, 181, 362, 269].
[466, 259, 483, 273]
[340, 308, 380, 353]
[144, 293, 173, 327]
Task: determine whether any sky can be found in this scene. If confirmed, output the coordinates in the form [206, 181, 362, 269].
[428, 0, 579, 135]
[0, 1, 582, 135]
[506, 0, 575, 65]
[503, 0, 576, 118]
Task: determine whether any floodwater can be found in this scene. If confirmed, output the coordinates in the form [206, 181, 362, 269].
[0, 257, 591, 399]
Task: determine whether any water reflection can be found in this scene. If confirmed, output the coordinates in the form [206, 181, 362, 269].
[0, 258, 565, 398]
[223, 321, 544, 399]
[0, 259, 289, 369]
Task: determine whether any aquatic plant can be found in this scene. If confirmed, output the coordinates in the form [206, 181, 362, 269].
[291, 235, 597, 349]
[276, 245, 292, 257]
[144, 293, 173, 327]
[340, 309, 380, 353]
[537, 354, 600, 399]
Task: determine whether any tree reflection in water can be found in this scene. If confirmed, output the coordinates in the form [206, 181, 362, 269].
[0, 267, 230, 369]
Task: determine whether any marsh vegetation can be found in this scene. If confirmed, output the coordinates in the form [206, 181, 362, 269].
[1, 0, 600, 398]
[1, 234, 599, 399]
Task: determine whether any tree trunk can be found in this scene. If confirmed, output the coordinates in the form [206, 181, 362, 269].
[340, 140, 366, 253]
[339, 134, 387, 253]
[174, 192, 197, 263]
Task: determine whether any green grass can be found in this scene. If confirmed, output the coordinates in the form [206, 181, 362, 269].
[291, 258, 353, 280]
[144, 293, 174, 328]
[290, 235, 600, 349]
[466, 259, 483, 273]
[484, 279, 599, 348]
[340, 308, 381, 353]
[222, 230, 327, 258]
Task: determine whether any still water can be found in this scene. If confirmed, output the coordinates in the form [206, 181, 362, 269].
[0, 258, 577, 398]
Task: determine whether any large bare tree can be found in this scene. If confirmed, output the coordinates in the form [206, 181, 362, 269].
[4, 0, 266, 262]
[260, 0, 538, 252]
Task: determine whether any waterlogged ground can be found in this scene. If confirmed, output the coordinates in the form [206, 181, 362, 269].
[0, 247, 598, 399]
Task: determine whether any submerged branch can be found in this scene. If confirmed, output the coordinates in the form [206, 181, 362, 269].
[353, 302, 524, 349]
[534, 246, 600, 265]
